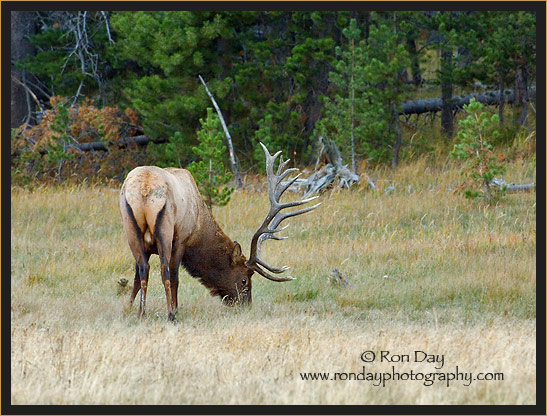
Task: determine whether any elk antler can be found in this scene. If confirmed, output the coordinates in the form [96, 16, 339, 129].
[246, 142, 321, 281]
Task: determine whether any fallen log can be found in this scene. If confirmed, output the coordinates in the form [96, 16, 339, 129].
[11, 135, 166, 157]
[75, 135, 167, 151]
[490, 178, 535, 193]
[400, 87, 536, 116]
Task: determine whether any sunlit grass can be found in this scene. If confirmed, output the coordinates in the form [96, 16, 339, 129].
[10, 155, 536, 405]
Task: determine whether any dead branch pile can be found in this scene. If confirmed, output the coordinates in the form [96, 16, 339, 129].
[283, 136, 374, 198]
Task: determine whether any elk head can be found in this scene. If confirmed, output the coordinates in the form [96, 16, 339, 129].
[207, 142, 320, 306]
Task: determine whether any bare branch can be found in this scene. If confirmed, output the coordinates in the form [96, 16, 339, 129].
[11, 75, 44, 113]
[101, 11, 114, 43]
[72, 80, 85, 106]
[198, 74, 243, 188]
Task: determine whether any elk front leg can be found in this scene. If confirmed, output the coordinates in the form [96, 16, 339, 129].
[160, 262, 174, 321]
[170, 266, 180, 317]
[169, 245, 184, 318]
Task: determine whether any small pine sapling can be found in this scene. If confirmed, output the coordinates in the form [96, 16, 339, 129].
[47, 103, 75, 181]
[187, 108, 234, 211]
[450, 98, 506, 201]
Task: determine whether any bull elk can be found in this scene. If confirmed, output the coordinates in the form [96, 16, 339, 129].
[119, 143, 320, 320]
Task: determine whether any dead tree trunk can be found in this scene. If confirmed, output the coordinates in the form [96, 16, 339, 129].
[11, 134, 163, 156]
[399, 87, 536, 116]
[490, 178, 535, 193]
[198, 75, 243, 188]
[303, 137, 361, 197]
[283, 137, 374, 198]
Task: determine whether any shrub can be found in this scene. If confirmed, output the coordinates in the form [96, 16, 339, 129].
[186, 108, 234, 210]
[11, 97, 143, 184]
[450, 98, 506, 201]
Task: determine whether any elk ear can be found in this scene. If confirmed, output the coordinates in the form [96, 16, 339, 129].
[231, 241, 243, 265]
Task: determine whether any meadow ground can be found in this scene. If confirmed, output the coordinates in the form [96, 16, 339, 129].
[10, 156, 536, 405]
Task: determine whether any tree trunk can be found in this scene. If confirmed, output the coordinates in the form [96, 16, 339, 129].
[498, 77, 505, 127]
[406, 37, 422, 86]
[11, 11, 36, 128]
[350, 37, 356, 174]
[391, 102, 402, 169]
[207, 159, 213, 212]
[363, 12, 370, 45]
[440, 47, 454, 138]
[514, 65, 529, 126]
[490, 178, 535, 193]
[297, 136, 363, 197]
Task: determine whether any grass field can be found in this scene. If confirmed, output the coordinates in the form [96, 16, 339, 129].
[10, 155, 536, 405]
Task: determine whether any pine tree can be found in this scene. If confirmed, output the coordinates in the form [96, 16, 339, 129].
[450, 98, 505, 201]
[316, 16, 410, 167]
[360, 16, 410, 167]
[459, 11, 536, 127]
[315, 18, 363, 172]
[243, 11, 339, 165]
[187, 108, 233, 211]
[110, 11, 234, 150]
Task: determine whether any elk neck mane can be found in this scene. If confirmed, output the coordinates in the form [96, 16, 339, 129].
[181, 202, 241, 296]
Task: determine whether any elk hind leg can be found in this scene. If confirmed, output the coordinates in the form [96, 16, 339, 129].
[137, 261, 150, 317]
[122, 198, 151, 318]
[126, 251, 151, 312]
[159, 249, 175, 321]
[155, 214, 175, 321]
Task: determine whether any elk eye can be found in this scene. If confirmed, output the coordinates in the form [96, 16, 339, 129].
[241, 278, 247, 285]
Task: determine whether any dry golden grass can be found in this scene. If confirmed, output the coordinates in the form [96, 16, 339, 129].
[10, 156, 536, 405]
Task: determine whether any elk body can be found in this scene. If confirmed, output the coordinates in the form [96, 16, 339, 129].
[119, 143, 319, 321]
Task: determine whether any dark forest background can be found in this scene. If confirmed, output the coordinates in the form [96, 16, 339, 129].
[10, 10, 537, 185]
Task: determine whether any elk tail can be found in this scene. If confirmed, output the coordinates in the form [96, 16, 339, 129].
[123, 196, 147, 260]
[151, 203, 167, 248]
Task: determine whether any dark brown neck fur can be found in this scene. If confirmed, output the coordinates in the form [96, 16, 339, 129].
[181, 206, 237, 296]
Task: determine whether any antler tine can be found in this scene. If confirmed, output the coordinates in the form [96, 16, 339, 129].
[253, 265, 295, 281]
[277, 172, 302, 199]
[246, 142, 320, 282]
[255, 257, 290, 273]
[260, 142, 280, 174]
[277, 167, 299, 185]
[273, 200, 322, 224]
[278, 195, 319, 210]
[261, 234, 289, 241]
[277, 155, 291, 176]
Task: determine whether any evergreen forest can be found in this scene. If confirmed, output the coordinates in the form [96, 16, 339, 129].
[10, 9, 538, 185]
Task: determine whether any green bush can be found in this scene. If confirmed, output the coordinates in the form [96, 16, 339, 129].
[450, 98, 506, 201]
[186, 108, 233, 210]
